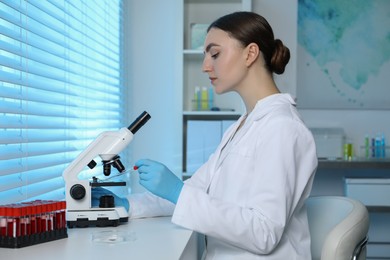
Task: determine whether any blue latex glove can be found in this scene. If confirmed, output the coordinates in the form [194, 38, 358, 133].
[135, 159, 183, 204]
[91, 187, 130, 212]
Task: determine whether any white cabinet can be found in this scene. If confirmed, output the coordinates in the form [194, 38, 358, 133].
[186, 120, 222, 174]
[185, 119, 235, 176]
[182, 0, 251, 176]
[345, 178, 390, 207]
[345, 178, 390, 259]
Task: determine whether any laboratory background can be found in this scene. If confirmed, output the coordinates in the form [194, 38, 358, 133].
[0, 0, 389, 259]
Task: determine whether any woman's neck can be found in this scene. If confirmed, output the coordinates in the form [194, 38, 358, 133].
[240, 70, 280, 114]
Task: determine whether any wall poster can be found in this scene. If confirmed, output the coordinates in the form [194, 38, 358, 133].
[297, 0, 390, 109]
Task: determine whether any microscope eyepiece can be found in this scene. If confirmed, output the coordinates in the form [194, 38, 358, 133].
[128, 111, 151, 134]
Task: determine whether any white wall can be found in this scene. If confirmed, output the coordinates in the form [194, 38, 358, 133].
[124, 0, 183, 176]
[253, 0, 298, 96]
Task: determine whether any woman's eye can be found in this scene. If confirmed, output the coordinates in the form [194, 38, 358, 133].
[211, 53, 219, 59]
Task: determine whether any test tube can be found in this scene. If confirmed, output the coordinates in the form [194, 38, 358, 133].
[6, 205, 21, 238]
[55, 201, 62, 230]
[24, 203, 32, 236]
[47, 201, 54, 232]
[5, 205, 12, 237]
[61, 201, 66, 229]
[52, 201, 58, 230]
[20, 205, 27, 237]
[41, 201, 48, 233]
[30, 203, 37, 235]
[35, 201, 42, 234]
[14, 205, 22, 238]
[0, 206, 6, 236]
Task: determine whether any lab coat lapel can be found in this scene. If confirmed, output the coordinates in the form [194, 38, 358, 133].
[214, 113, 253, 170]
[214, 116, 244, 170]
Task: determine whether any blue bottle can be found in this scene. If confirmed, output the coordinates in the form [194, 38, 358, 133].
[381, 134, 386, 158]
[375, 135, 381, 158]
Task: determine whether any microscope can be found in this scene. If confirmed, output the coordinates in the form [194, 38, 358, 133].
[63, 111, 151, 228]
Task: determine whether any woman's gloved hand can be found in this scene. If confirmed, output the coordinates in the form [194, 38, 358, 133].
[135, 159, 183, 204]
[91, 187, 130, 212]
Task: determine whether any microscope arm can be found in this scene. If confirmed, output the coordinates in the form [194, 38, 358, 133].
[62, 128, 133, 183]
[63, 111, 151, 183]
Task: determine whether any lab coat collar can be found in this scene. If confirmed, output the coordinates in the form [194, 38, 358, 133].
[246, 93, 296, 123]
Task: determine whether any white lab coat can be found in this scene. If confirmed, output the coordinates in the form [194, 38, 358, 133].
[129, 93, 318, 259]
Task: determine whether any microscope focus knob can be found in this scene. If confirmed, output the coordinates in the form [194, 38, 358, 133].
[70, 184, 86, 200]
[99, 195, 115, 208]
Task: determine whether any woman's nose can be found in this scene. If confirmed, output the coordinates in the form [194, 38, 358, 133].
[202, 57, 211, 72]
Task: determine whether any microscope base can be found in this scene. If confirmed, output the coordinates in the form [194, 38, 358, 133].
[67, 217, 128, 228]
[66, 208, 129, 228]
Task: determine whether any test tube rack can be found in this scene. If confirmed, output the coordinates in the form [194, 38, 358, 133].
[0, 200, 68, 248]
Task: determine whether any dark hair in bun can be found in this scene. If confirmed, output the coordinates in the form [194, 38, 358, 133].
[208, 11, 290, 75]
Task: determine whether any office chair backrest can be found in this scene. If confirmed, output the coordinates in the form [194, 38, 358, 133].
[306, 196, 369, 260]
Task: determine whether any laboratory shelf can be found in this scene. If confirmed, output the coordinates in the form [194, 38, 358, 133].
[183, 49, 203, 55]
[183, 111, 242, 116]
[318, 159, 390, 170]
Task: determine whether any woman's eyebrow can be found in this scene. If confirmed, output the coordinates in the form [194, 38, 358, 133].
[204, 43, 220, 54]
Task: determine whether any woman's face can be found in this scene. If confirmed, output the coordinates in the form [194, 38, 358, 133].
[202, 28, 248, 94]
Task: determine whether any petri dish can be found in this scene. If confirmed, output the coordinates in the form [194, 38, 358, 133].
[91, 230, 137, 244]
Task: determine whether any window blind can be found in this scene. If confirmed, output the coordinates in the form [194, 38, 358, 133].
[0, 0, 124, 204]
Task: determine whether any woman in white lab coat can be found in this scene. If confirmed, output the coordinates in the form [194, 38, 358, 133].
[111, 12, 317, 259]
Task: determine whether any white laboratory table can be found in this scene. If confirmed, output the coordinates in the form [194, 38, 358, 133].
[0, 217, 198, 260]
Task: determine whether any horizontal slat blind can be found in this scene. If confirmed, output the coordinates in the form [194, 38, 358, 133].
[0, 0, 124, 204]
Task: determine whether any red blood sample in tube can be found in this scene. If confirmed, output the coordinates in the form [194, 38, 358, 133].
[6, 205, 21, 238]
[55, 201, 61, 230]
[49, 201, 54, 231]
[35, 201, 42, 233]
[61, 201, 66, 229]
[25, 204, 32, 235]
[5, 206, 12, 237]
[41, 201, 46, 233]
[20, 205, 27, 236]
[0, 206, 6, 236]
[14, 206, 22, 237]
[30, 203, 37, 235]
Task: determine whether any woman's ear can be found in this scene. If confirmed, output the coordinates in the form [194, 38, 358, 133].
[245, 43, 259, 67]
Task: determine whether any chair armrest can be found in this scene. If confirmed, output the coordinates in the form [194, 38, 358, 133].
[352, 236, 368, 260]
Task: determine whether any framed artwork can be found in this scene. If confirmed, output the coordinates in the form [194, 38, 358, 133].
[297, 0, 390, 109]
